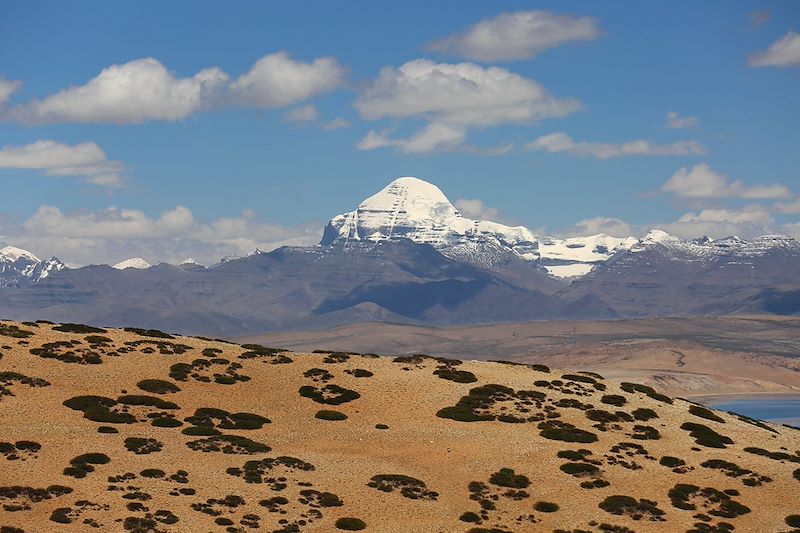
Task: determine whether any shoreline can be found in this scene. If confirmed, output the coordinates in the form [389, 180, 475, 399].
[689, 392, 800, 405]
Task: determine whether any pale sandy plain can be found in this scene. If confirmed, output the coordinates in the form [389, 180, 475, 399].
[1, 319, 799, 533]
[241, 316, 800, 400]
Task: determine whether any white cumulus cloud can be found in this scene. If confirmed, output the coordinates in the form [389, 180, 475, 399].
[660, 206, 777, 239]
[11, 58, 229, 125]
[0, 77, 21, 106]
[3, 205, 321, 266]
[661, 164, 792, 200]
[0, 140, 126, 187]
[355, 59, 580, 153]
[749, 31, 800, 68]
[427, 10, 602, 62]
[8, 53, 345, 125]
[526, 132, 706, 159]
[229, 52, 345, 108]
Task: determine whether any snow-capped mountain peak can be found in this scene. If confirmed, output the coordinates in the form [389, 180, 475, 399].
[113, 258, 152, 270]
[0, 245, 40, 264]
[0, 246, 66, 287]
[320, 176, 631, 278]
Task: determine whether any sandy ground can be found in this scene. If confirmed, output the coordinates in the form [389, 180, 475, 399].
[1, 319, 799, 533]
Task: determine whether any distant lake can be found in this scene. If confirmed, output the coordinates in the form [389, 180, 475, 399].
[708, 396, 800, 426]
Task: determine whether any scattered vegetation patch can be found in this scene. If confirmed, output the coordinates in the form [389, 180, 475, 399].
[0, 324, 34, 338]
[345, 368, 373, 378]
[668, 484, 751, 518]
[185, 408, 270, 430]
[0, 372, 50, 400]
[169, 357, 249, 384]
[63, 395, 136, 424]
[599, 495, 666, 521]
[136, 379, 180, 395]
[125, 339, 192, 355]
[299, 384, 361, 405]
[436, 384, 553, 423]
[304, 368, 333, 382]
[701, 459, 771, 486]
[63, 453, 110, 478]
[123, 438, 162, 455]
[620, 382, 673, 404]
[30, 341, 103, 364]
[680, 423, 734, 449]
[226, 456, 314, 484]
[239, 345, 293, 364]
[0, 485, 73, 512]
[539, 420, 598, 443]
[743, 446, 800, 464]
[0, 441, 41, 461]
[186, 435, 270, 454]
[367, 474, 438, 500]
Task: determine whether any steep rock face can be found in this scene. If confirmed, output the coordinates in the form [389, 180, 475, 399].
[0, 246, 66, 288]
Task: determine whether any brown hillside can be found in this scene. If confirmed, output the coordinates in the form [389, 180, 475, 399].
[1, 320, 798, 533]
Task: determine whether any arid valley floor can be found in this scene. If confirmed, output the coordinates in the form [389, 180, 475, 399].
[1, 319, 799, 532]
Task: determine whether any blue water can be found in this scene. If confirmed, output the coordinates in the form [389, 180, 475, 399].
[709, 397, 800, 426]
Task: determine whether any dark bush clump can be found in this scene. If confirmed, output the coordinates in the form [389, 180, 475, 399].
[539, 420, 598, 443]
[123, 327, 174, 339]
[620, 382, 673, 404]
[136, 379, 181, 395]
[534, 501, 559, 512]
[124, 437, 162, 455]
[433, 367, 478, 383]
[601, 394, 626, 407]
[488, 468, 529, 488]
[680, 423, 733, 449]
[315, 410, 348, 421]
[299, 384, 360, 405]
[659, 456, 686, 468]
[335, 517, 367, 530]
[599, 495, 666, 521]
[367, 474, 438, 500]
[53, 323, 107, 334]
[689, 405, 725, 423]
[631, 408, 659, 421]
[345, 369, 373, 378]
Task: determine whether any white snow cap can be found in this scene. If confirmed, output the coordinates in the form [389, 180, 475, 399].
[0, 245, 40, 263]
[323, 176, 640, 278]
[112, 258, 152, 270]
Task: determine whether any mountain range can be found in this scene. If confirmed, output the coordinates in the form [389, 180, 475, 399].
[1, 177, 798, 335]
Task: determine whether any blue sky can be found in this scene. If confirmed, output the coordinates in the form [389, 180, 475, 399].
[0, 1, 798, 265]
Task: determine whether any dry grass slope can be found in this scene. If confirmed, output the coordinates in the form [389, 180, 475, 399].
[0, 319, 798, 532]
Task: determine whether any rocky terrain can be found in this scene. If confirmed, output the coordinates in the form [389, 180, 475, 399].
[1, 319, 799, 532]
